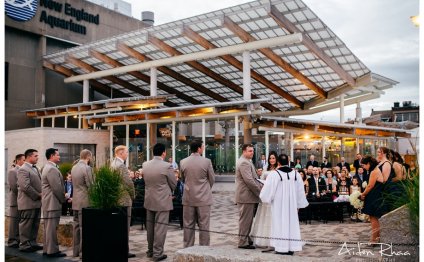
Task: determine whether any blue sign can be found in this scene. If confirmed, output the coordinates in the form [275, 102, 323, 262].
[5, 0, 38, 22]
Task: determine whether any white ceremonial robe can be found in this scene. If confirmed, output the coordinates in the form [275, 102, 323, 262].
[259, 168, 309, 252]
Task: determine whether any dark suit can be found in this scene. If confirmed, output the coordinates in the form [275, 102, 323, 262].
[320, 161, 332, 168]
[306, 160, 319, 168]
[354, 173, 369, 185]
[62, 180, 73, 216]
[17, 162, 42, 251]
[307, 176, 327, 197]
[353, 159, 361, 175]
[337, 162, 351, 172]
[289, 161, 295, 168]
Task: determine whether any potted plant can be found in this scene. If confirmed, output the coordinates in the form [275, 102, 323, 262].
[82, 166, 128, 262]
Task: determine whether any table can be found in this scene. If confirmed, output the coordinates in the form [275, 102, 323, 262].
[299, 201, 350, 224]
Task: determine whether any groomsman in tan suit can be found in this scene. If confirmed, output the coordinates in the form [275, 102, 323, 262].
[71, 149, 93, 258]
[7, 154, 25, 248]
[180, 140, 215, 247]
[111, 145, 136, 258]
[143, 143, 177, 261]
[235, 144, 262, 249]
[41, 148, 66, 257]
[17, 149, 43, 252]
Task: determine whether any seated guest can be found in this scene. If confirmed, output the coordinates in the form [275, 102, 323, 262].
[307, 167, 326, 199]
[294, 157, 302, 169]
[354, 167, 369, 187]
[62, 172, 73, 216]
[324, 170, 337, 194]
[305, 165, 314, 179]
[298, 170, 308, 196]
[287, 156, 295, 168]
[321, 156, 332, 169]
[337, 170, 351, 195]
[306, 155, 319, 168]
[333, 166, 341, 179]
[337, 157, 351, 173]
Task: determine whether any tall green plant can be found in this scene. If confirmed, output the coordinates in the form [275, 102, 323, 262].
[88, 166, 124, 209]
[59, 162, 73, 180]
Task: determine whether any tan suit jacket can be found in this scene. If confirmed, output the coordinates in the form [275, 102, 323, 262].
[111, 158, 135, 207]
[180, 153, 215, 206]
[143, 156, 177, 211]
[71, 160, 93, 210]
[8, 166, 19, 207]
[17, 162, 42, 210]
[41, 162, 66, 211]
[235, 156, 262, 204]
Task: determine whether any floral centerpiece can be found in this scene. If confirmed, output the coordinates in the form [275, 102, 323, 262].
[349, 191, 364, 209]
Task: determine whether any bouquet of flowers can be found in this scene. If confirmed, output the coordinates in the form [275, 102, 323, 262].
[362, 181, 367, 189]
[349, 191, 364, 209]
[334, 194, 350, 202]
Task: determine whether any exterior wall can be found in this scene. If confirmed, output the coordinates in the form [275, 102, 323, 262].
[5, 128, 110, 169]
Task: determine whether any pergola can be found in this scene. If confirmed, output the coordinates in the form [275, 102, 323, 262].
[36, 0, 402, 164]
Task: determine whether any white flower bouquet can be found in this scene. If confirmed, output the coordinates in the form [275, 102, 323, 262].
[349, 191, 364, 209]
[362, 181, 367, 189]
[334, 194, 350, 202]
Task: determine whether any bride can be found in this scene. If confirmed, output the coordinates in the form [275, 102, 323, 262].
[251, 151, 278, 250]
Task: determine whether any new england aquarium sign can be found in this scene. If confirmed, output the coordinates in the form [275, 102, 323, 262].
[5, 0, 100, 35]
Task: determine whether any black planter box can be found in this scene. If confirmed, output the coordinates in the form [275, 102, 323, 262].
[82, 207, 128, 262]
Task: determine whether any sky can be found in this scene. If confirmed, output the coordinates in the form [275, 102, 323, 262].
[128, 0, 419, 122]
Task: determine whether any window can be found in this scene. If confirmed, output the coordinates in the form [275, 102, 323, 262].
[53, 143, 97, 164]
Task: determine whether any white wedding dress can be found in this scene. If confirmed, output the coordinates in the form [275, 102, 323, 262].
[251, 170, 272, 247]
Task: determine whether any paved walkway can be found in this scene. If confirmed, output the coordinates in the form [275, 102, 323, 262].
[5, 183, 384, 261]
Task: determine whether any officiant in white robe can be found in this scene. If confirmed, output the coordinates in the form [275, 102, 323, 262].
[260, 154, 309, 255]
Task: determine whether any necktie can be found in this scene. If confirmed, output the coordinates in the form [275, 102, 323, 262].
[315, 177, 319, 194]
[33, 165, 41, 179]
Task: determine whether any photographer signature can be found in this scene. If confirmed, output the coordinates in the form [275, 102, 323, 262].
[338, 242, 411, 257]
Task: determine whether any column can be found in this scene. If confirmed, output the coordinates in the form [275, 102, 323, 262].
[109, 126, 114, 163]
[201, 119, 206, 158]
[172, 121, 176, 160]
[322, 136, 326, 159]
[78, 115, 81, 129]
[290, 132, 294, 161]
[51, 117, 55, 128]
[64, 116, 68, 128]
[93, 113, 97, 129]
[150, 67, 157, 96]
[125, 124, 129, 167]
[83, 80, 90, 103]
[243, 51, 251, 101]
[265, 131, 269, 159]
[243, 116, 252, 144]
[146, 123, 150, 161]
[235, 116, 239, 161]
[149, 123, 157, 159]
[41, 118, 44, 127]
[356, 138, 360, 154]
[340, 94, 345, 123]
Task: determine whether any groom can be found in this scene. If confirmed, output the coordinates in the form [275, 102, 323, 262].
[235, 144, 262, 249]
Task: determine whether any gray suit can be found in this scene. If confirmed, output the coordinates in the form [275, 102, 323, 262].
[71, 160, 93, 257]
[111, 157, 135, 254]
[180, 153, 215, 247]
[143, 156, 177, 259]
[235, 156, 262, 247]
[41, 161, 66, 255]
[7, 166, 20, 246]
[17, 162, 42, 250]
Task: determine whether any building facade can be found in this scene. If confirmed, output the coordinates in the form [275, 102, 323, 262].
[5, 0, 146, 130]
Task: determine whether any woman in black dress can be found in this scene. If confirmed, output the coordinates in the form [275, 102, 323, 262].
[359, 155, 388, 244]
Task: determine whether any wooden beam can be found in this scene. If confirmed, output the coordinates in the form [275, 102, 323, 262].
[182, 26, 303, 109]
[116, 42, 228, 103]
[147, 35, 278, 112]
[279, 122, 315, 131]
[269, 5, 356, 87]
[223, 17, 327, 99]
[43, 61, 128, 98]
[317, 125, 353, 134]
[89, 49, 202, 105]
